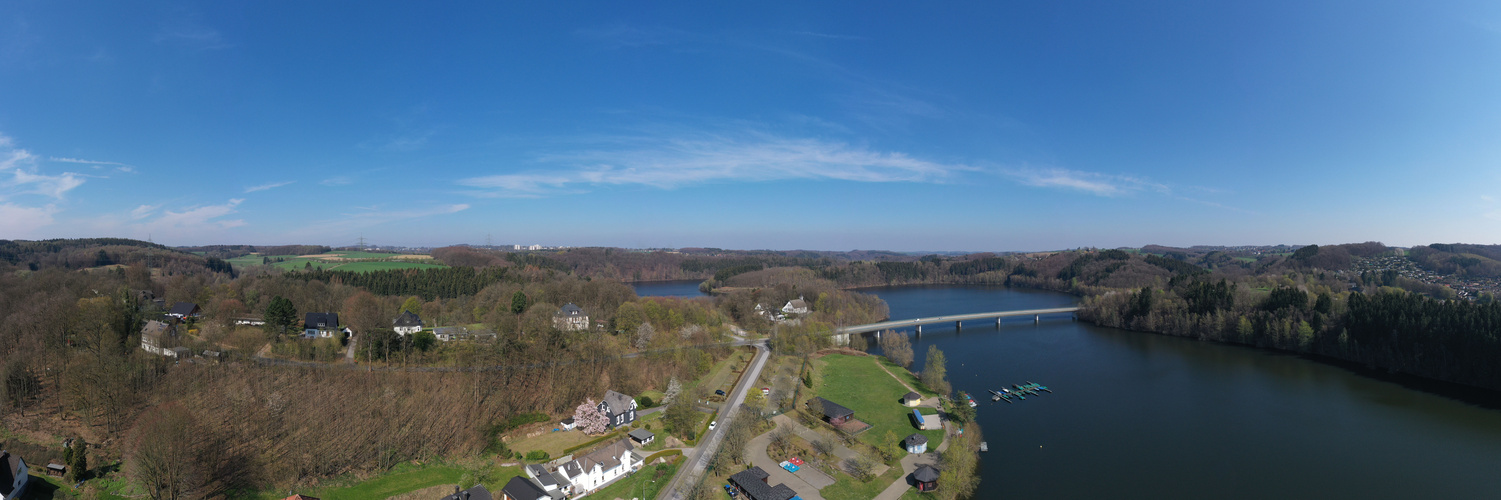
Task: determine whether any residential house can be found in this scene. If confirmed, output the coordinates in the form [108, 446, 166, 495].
[140, 320, 177, 356]
[912, 464, 940, 492]
[168, 302, 201, 320]
[552, 303, 588, 331]
[628, 429, 655, 446]
[904, 433, 928, 454]
[0, 451, 28, 500]
[558, 439, 636, 494]
[728, 466, 797, 500]
[393, 311, 423, 336]
[282, 495, 320, 500]
[808, 397, 855, 426]
[781, 297, 809, 316]
[302, 312, 346, 338]
[598, 390, 637, 429]
[442, 484, 495, 500]
[902, 391, 922, 407]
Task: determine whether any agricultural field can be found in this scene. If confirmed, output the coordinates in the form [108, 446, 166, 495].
[226, 251, 446, 273]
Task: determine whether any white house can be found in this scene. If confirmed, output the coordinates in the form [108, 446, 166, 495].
[553, 303, 589, 331]
[558, 439, 636, 494]
[392, 311, 423, 336]
[0, 451, 28, 500]
[140, 320, 176, 356]
[781, 297, 809, 316]
[597, 390, 637, 429]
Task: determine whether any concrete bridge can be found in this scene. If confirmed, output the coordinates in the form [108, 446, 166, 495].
[834, 307, 1081, 336]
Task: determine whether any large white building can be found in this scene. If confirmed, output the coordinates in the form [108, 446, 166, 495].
[0, 451, 28, 500]
[558, 439, 636, 495]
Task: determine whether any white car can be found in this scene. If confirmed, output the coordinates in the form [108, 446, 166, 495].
[709, 420, 717, 431]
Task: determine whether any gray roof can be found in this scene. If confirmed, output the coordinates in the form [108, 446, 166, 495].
[628, 429, 655, 442]
[500, 476, 546, 500]
[393, 310, 423, 328]
[729, 466, 797, 500]
[441, 485, 494, 500]
[913, 464, 940, 482]
[904, 433, 928, 448]
[809, 397, 855, 420]
[555, 303, 584, 317]
[0, 451, 22, 497]
[141, 320, 173, 340]
[566, 439, 633, 478]
[304, 312, 339, 329]
[903, 391, 922, 401]
[169, 302, 199, 316]
[602, 390, 634, 414]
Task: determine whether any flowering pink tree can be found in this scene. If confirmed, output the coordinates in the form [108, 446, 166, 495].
[574, 398, 609, 435]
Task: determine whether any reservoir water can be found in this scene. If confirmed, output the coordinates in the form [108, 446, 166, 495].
[863, 285, 1501, 499]
[628, 280, 707, 298]
[632, 282, 1501, 498]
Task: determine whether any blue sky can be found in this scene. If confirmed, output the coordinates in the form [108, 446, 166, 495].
[3, 1, 1501, 251]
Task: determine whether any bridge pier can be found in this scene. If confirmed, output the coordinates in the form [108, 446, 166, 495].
[996, 316, 1002, 327]
[955, 320, 962, 331]
[915, 325, 922, 335]
[1034, 314, 1040, 324]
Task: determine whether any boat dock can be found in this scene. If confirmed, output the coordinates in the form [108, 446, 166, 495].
[988, 382, 1051, 403]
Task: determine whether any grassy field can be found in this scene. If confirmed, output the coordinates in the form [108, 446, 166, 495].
[229, 461, 521, 500]
[226, 252, 446, 273]
[815, 354, 944, 450]
[824, 465, 904, 500]
[505, 428, 597, 459]
[588, 460, 680, 500]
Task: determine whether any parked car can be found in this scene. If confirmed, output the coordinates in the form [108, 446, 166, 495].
[715, 389, 726, 396]
[709, 420, 717, 430]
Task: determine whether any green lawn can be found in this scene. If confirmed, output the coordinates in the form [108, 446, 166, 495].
[588, 461, 680, 500]
[815, 354, 944, 450]
[506, 428, 597, 459]
[229, 462, 520, 500]
[329, 261, 447, 272]
[875, 356, 939, 398]
[822, 465, 903, 500]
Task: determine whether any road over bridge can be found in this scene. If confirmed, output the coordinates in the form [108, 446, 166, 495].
[834, 307, 1081, 335]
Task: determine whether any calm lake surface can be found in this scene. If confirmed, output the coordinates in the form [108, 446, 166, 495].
[632, 282, 1501, 498]
[860, 285, 1501, 499]
[629, 280, 706, 298]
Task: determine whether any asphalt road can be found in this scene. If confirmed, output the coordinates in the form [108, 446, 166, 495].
[659, 342, 771, 500]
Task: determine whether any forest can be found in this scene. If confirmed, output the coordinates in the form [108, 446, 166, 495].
[0, 239, 890, 498]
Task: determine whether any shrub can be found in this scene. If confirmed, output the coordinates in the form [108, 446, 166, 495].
[524, 450, 550, 461]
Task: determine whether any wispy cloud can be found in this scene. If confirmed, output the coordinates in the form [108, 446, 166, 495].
[574, 24, 686, 49]
[154, 24, 232, 51]
[1003, 166, 1253, 213]
[281, 204, 470, 240]
[790, 31, 869, 41]
[49, 156, 134, 171]
[1, 134, 86, 199]
[1003, 167, 1167, 197]
[130, 204, 160, 220]
[245, 180, 294, 193]
[459, 133, 972, 197]
[320, 176, 353, 186]
[136, 199, 246, 233]
[0, 203, 57, 238]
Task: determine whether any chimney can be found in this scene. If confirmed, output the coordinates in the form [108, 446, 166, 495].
[454, 485, 461, 495]
[462, 492, 470, 500]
